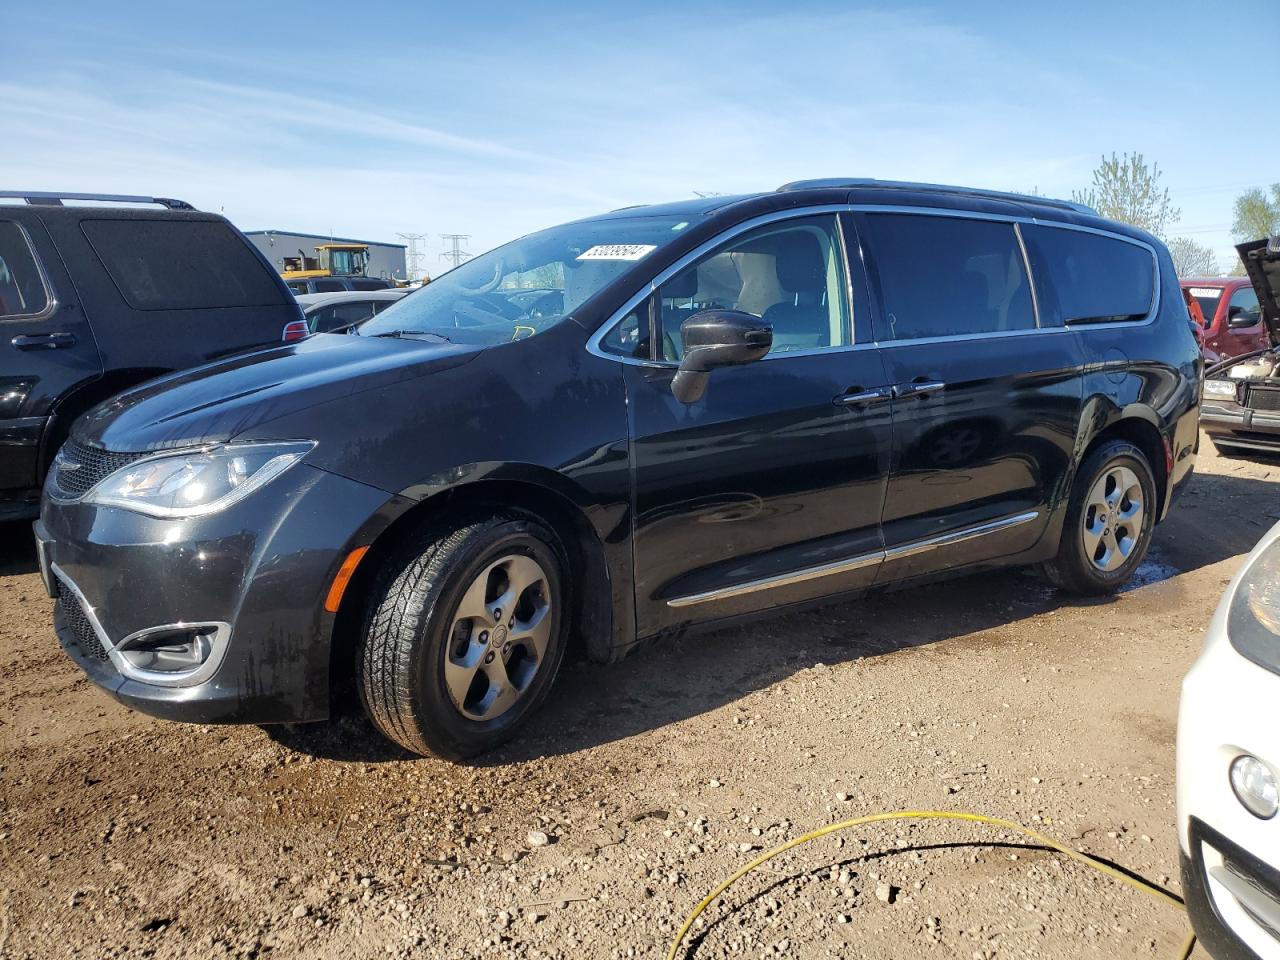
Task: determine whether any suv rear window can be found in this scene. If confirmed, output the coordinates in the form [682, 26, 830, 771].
[0, 221, 50, 319]
[1029, 226, 1155, 324]
[82, 219, 288, 311]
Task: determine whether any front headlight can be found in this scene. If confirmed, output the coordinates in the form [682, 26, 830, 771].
[1203, 378, 1239, 400]
[1228, 535, 1280, 673]
[83, 441, 315, 519]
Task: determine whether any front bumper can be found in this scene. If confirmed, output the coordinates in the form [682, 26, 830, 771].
[1182, 820, 1277, 960]
[1178, 540, 1280, 960]
[37, 463, 394, 724]
[1202, 402, 1280, 452]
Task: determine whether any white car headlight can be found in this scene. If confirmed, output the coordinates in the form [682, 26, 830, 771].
[1227, 534, 1280, 673]
[83, 441, 315, 519]
[1202, 378, 1238, 400]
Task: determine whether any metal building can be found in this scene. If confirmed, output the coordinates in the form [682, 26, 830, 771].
[244, 230, 407, 282]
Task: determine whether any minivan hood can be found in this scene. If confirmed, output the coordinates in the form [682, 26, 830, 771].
[76, 334, 480, 452]
[1237, 237, 1280, 344]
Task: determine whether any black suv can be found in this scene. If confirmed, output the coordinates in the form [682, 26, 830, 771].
[35, 179, 1201, 759]
[1, 192, 304, 521]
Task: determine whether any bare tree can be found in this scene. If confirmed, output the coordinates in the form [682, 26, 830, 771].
[1166, 236, 1219, 277]
[1232, 184, 1280, 241]
[1072, 152, 1180, 238]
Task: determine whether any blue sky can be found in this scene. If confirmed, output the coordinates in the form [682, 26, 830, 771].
[2, 0, 1273, 273]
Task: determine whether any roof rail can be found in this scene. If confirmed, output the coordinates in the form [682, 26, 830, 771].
[776, 178, 1096, 215]
[0, 191, 196, 211]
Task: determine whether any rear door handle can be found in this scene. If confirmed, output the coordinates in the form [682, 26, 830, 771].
[834, 386, 894, 407]
[12, 332, 76, 351]
[894, 380, 946, 400]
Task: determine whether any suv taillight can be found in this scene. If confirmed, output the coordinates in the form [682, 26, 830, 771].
[282, 320, 309, 342]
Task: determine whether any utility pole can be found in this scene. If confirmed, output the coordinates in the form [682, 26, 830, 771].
[440, 234, 472, 270]
[397, 232, 426, 283]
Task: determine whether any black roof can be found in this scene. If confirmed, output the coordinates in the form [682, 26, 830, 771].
[585, 178, 1148, 246]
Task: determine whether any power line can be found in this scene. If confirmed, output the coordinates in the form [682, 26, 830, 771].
[440, 234, 472, 270]
[397, 232, 426, 283]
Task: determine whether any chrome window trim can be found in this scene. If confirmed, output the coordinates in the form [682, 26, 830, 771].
[666, 510, 1039, 607]
[0, 219, 58, 323]
[1013, 221, 1042, 329]
[586, 204, 853, 367]
[587, 203, 1163, 368]
[51, 563, 232, 688]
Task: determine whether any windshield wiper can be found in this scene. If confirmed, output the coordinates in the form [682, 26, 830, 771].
[364, 330, 454, 343]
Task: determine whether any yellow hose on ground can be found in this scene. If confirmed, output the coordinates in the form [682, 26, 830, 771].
[667, 810, 1196, 960]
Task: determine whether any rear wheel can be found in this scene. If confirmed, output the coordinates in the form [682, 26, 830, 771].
[1040, 439, 1156, 595]
[358, 514, 569, 759]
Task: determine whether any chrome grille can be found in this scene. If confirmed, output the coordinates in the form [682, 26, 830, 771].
[54, 581, 109, 661]
[51, 439, 146, 499]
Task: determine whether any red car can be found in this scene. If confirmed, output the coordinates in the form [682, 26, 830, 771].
[1181, 276, 1267, 362]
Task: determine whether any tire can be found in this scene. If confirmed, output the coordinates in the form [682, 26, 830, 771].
[358, 513, 570, 759]
[1039, 439, 1157, 595]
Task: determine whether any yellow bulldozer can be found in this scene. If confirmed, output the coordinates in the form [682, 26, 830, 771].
[281, 242, 371, 281]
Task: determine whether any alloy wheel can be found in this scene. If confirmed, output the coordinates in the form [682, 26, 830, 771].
[1081, 464, 1144, 573]
[443, 553, 553, 721]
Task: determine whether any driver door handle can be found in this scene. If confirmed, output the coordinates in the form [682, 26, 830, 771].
[894, 380, 946, 400]
[12, 332, 77, 351]
[833, 386, 893, 407]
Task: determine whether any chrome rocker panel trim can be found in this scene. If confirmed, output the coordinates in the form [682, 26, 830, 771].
[666, 511, 1040, 608]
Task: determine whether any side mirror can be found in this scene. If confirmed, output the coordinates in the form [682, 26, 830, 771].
[671, 310, 772, 404]
[1228, 306, 1260, 328]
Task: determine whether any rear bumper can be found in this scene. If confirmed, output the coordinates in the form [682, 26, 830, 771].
[37, 463, 393, 724]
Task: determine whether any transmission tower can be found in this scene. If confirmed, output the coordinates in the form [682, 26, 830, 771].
[397, 232, 426, 283]
[440, 234, 472, 270]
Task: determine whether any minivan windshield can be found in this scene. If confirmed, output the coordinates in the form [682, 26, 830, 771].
[359, 214, 693, 344]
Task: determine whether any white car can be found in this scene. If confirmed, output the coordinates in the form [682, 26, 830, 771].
[1179, 520, 1280, 959]
[295, 289, 409, 333]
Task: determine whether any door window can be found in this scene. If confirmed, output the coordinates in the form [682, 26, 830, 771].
[861, 214, 1035, 341]
[313, 280, 345, 293]
[656, 215, 850, 360]
[0, 221, 50, 319]
[1229, 286, 1262, 325]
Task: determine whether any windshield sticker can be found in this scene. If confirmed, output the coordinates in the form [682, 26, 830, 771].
[576, 244, 657, 261]
[1190, 287, 1222, 298]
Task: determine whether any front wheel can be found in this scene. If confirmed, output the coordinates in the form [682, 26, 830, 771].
[1039, 439, 1157, 595]
[358, 514, 569, 759]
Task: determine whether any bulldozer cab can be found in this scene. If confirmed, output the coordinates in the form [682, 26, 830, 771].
[316, 243, 369, 277]
[281, 243, 370, 280]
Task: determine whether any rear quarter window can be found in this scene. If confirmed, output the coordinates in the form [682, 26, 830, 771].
[81, 219, 289, 311]
[0, 221, 50, 319]
[1028, 226, 1155, 324]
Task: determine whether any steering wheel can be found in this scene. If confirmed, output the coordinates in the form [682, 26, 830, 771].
[454, 258, 505, 296]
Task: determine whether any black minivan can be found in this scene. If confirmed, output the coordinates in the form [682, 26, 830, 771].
[35, 179, 1201, 759]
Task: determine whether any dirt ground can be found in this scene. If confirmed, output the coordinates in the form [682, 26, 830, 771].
[1, 436, 1276, 960]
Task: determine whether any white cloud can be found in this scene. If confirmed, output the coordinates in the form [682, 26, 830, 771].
[0, 5, 1266, 268]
